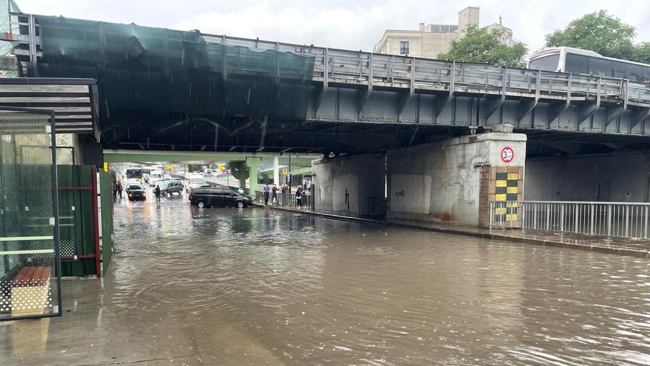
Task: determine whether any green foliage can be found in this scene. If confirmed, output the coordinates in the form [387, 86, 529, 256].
[545, 10, 650, 63]
[438, 25, 528, 68]
[188, 164, 203, 173]
[632, 42, 650, 64]
[229, 160, 249, 184]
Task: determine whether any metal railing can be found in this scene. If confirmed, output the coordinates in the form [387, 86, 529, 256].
[201, 34, 650, 107]
[8, 13, 650, 108]
[255, 192, 314, 210]
[490, 201, 650, 239]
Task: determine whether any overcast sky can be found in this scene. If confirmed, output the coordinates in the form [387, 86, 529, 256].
[13, 0, 650, 53]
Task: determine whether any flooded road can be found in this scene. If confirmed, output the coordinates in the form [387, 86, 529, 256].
[3, 193, 650, 365]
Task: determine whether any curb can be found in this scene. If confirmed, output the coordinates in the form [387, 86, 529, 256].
[256, 204, 650, 258]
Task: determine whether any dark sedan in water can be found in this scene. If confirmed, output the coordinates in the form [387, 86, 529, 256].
[189, 187, 252, 208]
[126, 183, 146, 201]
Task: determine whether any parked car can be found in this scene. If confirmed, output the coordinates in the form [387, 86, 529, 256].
[184, 175, 209, 192]
[126, 178, 141, 185]
[189, 187, 252, 208]
[126, 183, 146, 201]
[159, 179, 183, 195]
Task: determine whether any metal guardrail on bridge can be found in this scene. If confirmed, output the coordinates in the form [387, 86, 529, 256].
[202, 35, 650, 108]
[490, 201, 650, 239]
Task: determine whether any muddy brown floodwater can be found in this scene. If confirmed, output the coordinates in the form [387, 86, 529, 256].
[2, 194, 650, 366]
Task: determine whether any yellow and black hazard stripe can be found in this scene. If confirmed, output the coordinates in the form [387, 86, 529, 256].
[494, 172, 519, 223]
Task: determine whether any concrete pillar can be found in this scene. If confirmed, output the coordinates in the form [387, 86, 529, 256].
[74, 134, 103, 168]
[246, 157, 261, 195]
[386, 132, 527, 227]
[273, 155, 280, 186]
[312, 154, 386, 217]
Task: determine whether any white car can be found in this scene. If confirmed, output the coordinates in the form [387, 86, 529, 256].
[184, 175, 209, 192]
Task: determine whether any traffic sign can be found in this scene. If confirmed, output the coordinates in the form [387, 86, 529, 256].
[501, 147, 514, 163]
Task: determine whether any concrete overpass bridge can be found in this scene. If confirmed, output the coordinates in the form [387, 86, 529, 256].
[3, 13, 650, 159]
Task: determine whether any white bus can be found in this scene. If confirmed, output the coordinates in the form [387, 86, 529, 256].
[527, 47, 650, 83]
[125, 167, 143, 183]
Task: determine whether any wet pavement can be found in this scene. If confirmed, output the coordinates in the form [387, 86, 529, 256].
[2, 191, 650, 365]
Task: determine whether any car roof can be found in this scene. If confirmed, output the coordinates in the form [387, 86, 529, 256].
[193, 187, 230, 193]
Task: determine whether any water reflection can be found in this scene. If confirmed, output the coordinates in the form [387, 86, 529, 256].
[1, 195, 649, 365]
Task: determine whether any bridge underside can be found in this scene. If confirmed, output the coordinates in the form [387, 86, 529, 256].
[13, 14, 649, 159]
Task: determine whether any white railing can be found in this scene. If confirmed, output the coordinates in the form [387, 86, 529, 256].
[490, 201, 650, 239]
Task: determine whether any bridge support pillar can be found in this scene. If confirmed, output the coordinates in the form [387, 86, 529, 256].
[246, 157, 262, 195]
[312, 154, 386, 218]
[386, 130, 527, 228]
[273, 156, 280, 186]
[74, 134, 103, 168]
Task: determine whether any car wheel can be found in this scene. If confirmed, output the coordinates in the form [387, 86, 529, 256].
[198, 201, 205, 208]
[237, 201, 244, 208]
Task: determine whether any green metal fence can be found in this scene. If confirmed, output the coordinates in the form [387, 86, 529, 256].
[57, 166, 113, 277]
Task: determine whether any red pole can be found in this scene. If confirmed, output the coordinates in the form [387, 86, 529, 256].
[91, 167, 101, 277]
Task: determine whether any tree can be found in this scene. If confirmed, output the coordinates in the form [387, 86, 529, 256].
[438, 25, 528, 68]
[229, 160, 249, 188]
[545, 10, 636, 60]
[632, 42, 650, 64]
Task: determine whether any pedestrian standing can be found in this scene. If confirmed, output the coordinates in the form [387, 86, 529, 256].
[271, 185, 278, 205]
[345, 189, 350, 211]
[155, 185, 161, 202]
[113, 182, 118, 198]
[263, 183, 270, 205]
[296, 186, 303, 208]
[117, 181, 123, 199]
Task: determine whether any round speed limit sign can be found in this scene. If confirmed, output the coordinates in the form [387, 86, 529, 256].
[501, 147, 514, 163]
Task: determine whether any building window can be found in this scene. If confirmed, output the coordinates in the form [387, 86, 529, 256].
[400, 41, 409, 55]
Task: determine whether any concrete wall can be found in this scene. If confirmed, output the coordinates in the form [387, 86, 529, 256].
[375, 30, 460, 58]
[458, 6, 480, 30]
[387, 132, 527, 226]
[312, 154, 385, 217]
[525, 152, 650, 202]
